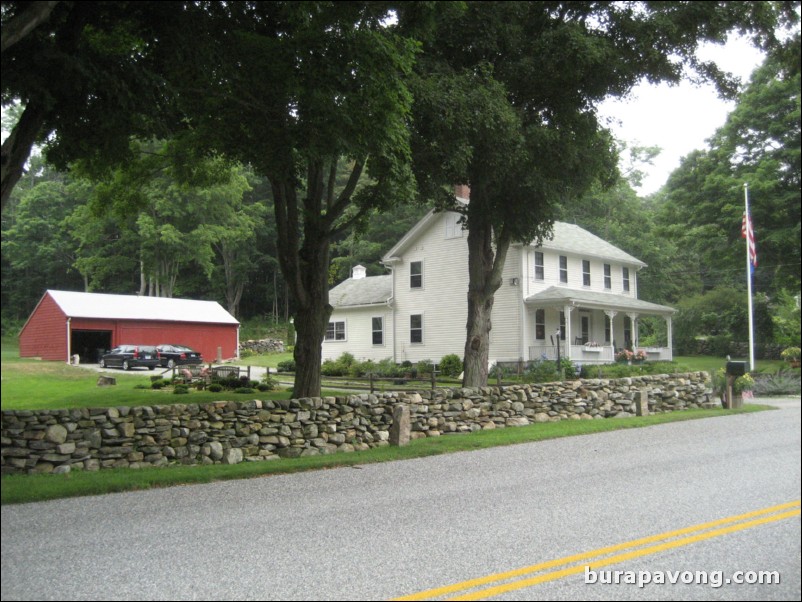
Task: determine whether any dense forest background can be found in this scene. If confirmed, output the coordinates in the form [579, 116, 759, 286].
[2, 32, 799, 355]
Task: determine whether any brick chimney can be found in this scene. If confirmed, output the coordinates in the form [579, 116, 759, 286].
[454, 184, 471, 200]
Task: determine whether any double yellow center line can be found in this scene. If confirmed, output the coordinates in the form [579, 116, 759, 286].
[394, 500, 801, 601]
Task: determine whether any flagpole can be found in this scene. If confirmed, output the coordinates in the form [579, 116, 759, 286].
[744, 182, 755, 372]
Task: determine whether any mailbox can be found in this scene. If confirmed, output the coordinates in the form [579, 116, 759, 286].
[726, 361, 748, 376]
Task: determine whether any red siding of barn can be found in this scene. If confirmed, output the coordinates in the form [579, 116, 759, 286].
[20, 292, 239, 362]
[106, 320, 237, 362]
[19, 294, 69, 361]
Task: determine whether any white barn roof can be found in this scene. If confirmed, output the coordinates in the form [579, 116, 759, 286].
[47, 290, 239, 324]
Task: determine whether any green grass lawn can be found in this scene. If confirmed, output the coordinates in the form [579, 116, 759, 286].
[674, 355, 787, 375]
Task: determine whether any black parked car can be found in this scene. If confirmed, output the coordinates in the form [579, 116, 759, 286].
[99, 345, 160, 370]
[156, 344, 203, 369]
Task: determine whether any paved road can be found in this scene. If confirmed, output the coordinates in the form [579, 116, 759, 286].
[2, 397, 799, 601]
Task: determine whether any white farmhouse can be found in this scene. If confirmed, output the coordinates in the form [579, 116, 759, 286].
[323, 194, 675, 367]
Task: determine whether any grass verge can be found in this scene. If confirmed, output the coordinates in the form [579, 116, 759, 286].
[1, 404, 770, 505]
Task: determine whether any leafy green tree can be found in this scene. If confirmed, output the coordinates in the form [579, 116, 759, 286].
[1, 1, 181, 210]
[771, 289, 801, 347]
[658, 40, 801, 298]
[1, 178, 84, 316]
[169, 2, 418, 397]
[401, 1, 796, 386]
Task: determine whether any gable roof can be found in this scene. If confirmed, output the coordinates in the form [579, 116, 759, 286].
[533, 222, 646, 267]
[329, 276, 392, 308]
[45, 290, 239, 324]
[382, 209, 645, 268]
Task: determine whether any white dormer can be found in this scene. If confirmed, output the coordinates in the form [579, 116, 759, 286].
[352, 265, 367, 280]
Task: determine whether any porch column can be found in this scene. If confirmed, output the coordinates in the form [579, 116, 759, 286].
[564, 305, 574, 361]
[627, 312, 640, 348]
[604, 310, 617, 354]
[665, 315, 673, 361]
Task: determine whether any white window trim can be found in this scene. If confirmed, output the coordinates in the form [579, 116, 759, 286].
[534, 251, 545, 281]
[372, 316, 384, 346]
[604, 263, 612, 290]
[410, 312, 424, 345]
[559, 255, 568, 284]
[410, 260, 424, 290]
[445, 213, 464, 239]
[582, 259, 591, 287]
[324, 320, 347, 342]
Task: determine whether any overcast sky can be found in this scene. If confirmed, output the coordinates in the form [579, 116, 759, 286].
[597, 36, 766, 196]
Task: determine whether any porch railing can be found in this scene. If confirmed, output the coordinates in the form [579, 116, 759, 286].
[528, 345, 671, 363]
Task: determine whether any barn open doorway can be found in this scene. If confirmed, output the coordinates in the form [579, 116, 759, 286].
[71, 330, 112, 363]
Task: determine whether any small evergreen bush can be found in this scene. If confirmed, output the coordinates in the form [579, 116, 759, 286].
[173, 384, 190, 394]
[207, 383, 223, 393]
[438, 354, 463, 377]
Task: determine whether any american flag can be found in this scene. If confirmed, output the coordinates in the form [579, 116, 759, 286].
[742, 211, 757, 269]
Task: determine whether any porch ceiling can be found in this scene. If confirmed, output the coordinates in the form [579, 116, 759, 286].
[524, 286, 675, 316]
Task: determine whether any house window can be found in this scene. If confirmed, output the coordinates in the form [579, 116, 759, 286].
[582, 260, 591, 287]
[559, 311, 566, 340]
[445, 213, 463, 239]
[410, 261, 423, 289]
[325, 321, 346, 341]
[534, 252, 544, 281]
[372, 317, 383, 345]
[623, 267, 630, 292]
[559, 256, 568, 283]
[410, 314, 423, 344]
[535, 309, 545, 340]
[604, 264, 612, 290]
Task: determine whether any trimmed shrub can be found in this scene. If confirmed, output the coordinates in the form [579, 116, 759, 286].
[173, 384, 190, 394]
[207, 383, 223, 393]
[438, 354, 463, 377]
[235, 387, 255, 394]
[277, 359, 296, 372]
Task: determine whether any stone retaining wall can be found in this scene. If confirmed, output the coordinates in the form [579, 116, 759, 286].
[1, 372, 712, 475]
[239, 339, 285, 354]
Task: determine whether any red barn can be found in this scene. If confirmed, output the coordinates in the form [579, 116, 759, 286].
[19, 290, 240, 363]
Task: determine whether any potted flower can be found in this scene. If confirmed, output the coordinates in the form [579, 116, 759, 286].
[735, 373, 755, 400]
[634, 349, 648, 363]
[615, 349, 633, 363]
[781, 347, 800, 368]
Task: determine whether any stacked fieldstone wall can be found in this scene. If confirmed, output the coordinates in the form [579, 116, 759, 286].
[239, 339, 285, 354]
[1, 372, 712, 475]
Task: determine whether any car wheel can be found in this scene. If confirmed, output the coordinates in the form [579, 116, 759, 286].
[167, 359, 175, 369]
[99, 359, 106, 368]
[148, 366, 155, 371]
[123, 360, 130, 371]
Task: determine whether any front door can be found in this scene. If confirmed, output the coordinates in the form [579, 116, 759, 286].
[581, 314, 591, 344]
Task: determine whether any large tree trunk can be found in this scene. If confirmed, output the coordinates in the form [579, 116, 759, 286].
[462, 216, 511, 388]
[288, 232, 332, 399]
[270, 157, 365, 398]
[1, 102, 46, 212]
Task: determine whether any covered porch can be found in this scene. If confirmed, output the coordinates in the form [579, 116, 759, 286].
[524, 287, 675, 365]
